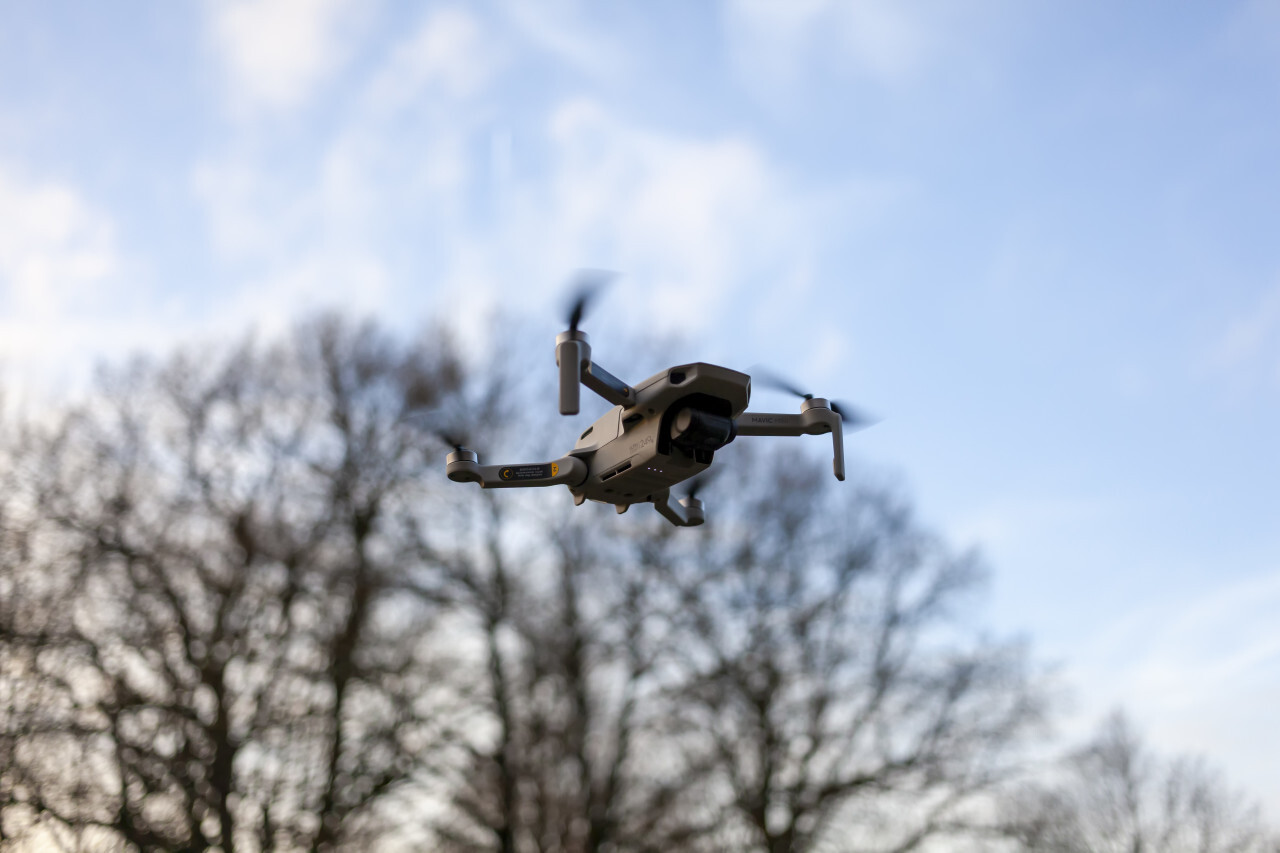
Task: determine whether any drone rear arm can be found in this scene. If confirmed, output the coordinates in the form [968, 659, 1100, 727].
[446, 451, 588, 490]
[735, 400, 845, 481]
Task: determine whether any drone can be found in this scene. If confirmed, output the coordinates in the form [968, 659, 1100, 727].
[445, 276, 866, 527]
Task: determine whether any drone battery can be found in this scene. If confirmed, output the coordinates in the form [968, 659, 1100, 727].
[670, 408, 737, 453]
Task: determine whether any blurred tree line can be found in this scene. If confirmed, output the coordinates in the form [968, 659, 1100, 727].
[0, 315, 1275, 852]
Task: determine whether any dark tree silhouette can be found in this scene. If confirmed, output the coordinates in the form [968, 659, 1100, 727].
[2, 314, 1184, 853]
[1001, 711, 1280, 853]
[430, 505, 732, 853]
[428, 444, 1050, 853]
[645, 448, 1049, 852]
[0, 316, 467, 851]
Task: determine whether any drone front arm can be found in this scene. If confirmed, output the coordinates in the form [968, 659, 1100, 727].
[556, 331, 636, 415]
[735, 402, 845, 481]
[582, 361, 635, 409]
[446, 451, 588, 490]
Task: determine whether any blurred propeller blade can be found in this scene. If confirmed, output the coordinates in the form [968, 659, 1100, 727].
[751, 367, 877, 428]
[565, 268, 617, 333]
[829, 400, 871, 427]
[401, 409, 479, 452]
[684, 468, 719, 500]
[435, 429, 471, 452]
[750, 366, 813, 400]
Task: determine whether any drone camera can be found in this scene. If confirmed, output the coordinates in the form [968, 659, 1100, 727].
[670, 407, 737, 453]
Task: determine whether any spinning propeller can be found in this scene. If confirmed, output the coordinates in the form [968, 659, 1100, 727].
[435, 430, 471, 453]
[751, 368, 873, 429]
[557, 270, 633, 416]
[426, 424, 479, 465]
[683, 469, 717, 501]
[565, 269, 615, 334]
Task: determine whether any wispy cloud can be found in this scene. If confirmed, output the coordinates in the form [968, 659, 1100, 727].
[0, 165, 127, 401]
[192, 0, 821, 346]
[366, 6, 505, 112]
[204, 0, 367, 114]
[1065, 566, 1280, 811]
[498, 0, 629, 82]
[190, 5, 506, 335]
[537, 100, 804, 329]
[0, 167, 117, 316]
[386, 94, 821, 352]
[723, 0, 1003, 95]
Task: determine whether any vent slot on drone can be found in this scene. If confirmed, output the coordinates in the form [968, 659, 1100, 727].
[601, 461, 632, 482]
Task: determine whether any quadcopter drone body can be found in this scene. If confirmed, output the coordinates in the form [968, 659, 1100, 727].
[445, 293, 856, 527]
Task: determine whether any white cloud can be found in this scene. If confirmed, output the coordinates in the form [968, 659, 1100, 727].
[190, 142, 400, 341]
[0, 168, 116, 317]
[726, 0, 939, 89]
[499, 0, 627, 81]
[366, 7, 503, 112]
[524, 99, 807, 333]
[191, 6, 507, 330]
[191, 6, 822, 356]
[215, 252, 392, 341]
[205, 0, 365, 113]
[191, 156, 299, 262]
[0, 166, 128, 402]
[195, 5, 507, 243]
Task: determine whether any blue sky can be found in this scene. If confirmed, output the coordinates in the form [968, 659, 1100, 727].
[3, 0, 1280, 814]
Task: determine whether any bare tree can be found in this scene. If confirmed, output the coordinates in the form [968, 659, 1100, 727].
[428, 443, 1050, 853]
[426, 450, 714, 853]
[646, 448, 1048, 853]
[0, 315, 468, 851]
[2, 315, 1130, 853]
[1001, 711, 1279, 853]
